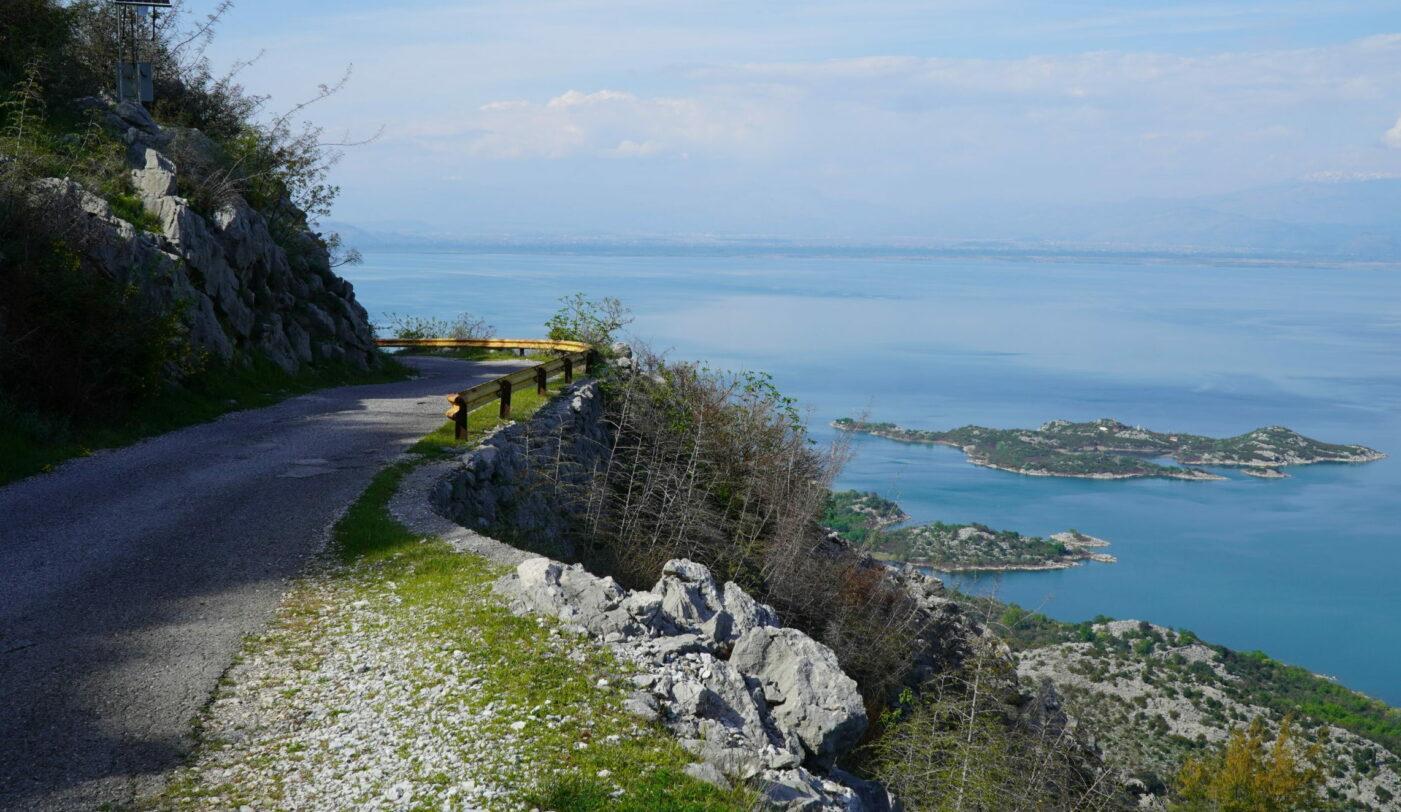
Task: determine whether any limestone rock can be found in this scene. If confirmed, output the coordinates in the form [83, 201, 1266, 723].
[730, 627, 868, 767]
[495, 558, 642, 640]
[829, 768, 898, 812]
[652, 559, 779, 650]
[463, 393, 883, 810]
[760, 767, 862, 811]
[662, 652, 803, 777]
[683, 762, 731, 790]
[623, 691, 660, 722]
[131, 148, 177, 200]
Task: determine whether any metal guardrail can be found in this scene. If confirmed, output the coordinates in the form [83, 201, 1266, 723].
[374, 338, 594, 439]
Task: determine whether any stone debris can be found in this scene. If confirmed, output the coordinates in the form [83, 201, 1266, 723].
[495, 554, 873, 809]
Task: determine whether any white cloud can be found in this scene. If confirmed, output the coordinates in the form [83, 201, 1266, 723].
[1385, 116, 1401, 149]
[204, 7, 1401, 232]
[398, 89, 772, 160]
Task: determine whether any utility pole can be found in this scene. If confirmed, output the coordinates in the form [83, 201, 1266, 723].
[112, 0, 171, 105]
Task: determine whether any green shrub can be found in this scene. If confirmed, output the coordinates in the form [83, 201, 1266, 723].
[546, 292, 632, 349]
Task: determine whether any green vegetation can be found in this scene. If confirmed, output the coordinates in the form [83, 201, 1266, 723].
[834, 417, 1381, 480]
[821, 489, 908, 543]
[963, 596, 1401, 807]
[1220, 651, 1401, 757]
[0, 356, 411, 487]
[382, 311, 496, 342]
[877, 521, 1078, 569]
[546, 292, 633, 350]
[823, 490, 1108, 570]
[985, 603, 1401, 754]
[865, 646, 1119, 810]
[1173, 716, 1324, 812]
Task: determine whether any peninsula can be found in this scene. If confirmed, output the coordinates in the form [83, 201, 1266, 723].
[820, 490, 909, 544]
[822, 490, 1114, 571]
[833, 417, 1384, 481]
[878, 523, 1115, 571]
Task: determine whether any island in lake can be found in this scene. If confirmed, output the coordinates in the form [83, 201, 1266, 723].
[819, 490, 908, 544]
[833, 417, 1384, 481]
[823, 490, 1114, 571]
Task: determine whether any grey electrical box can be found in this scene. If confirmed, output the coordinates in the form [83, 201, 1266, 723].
[117, 62, 154, 103]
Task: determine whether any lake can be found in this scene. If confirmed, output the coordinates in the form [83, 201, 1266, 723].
[343, 248, 1401, 704]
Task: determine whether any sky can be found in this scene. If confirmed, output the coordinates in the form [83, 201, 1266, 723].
[199, 1, 1401, 240]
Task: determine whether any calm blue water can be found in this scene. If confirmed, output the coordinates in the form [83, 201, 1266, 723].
[343, 249, 1401, 704]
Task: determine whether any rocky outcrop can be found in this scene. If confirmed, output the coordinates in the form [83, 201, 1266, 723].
[28, 98, 378, 372]
[730, 627, 868, 769]
[495, 555, 883, 810]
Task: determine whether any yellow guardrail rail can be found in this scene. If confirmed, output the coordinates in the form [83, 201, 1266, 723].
[375, 337, 592, 354]
[373, 337, 595, 439]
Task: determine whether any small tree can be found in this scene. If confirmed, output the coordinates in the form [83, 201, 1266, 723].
[545, 293, 632, 349]
[1172, 716, 1324, 812]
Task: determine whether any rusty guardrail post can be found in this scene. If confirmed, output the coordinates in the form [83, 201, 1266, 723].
[563, 357, 574, 384]
[498, 379, 513, 419]
[535, 366, 548, 396]
[446, 395, 467, 440]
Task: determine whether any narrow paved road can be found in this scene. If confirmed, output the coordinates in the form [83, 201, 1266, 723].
[0, 356, 524, 811]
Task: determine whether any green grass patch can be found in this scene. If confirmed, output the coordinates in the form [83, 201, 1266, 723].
[105, 191, 165, 233]
[0, 354, 412, 487]
[365, 535, 750, 809]
[530, 768, 745, 811]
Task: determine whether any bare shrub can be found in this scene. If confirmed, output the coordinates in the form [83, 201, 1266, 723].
[566, 349, 957, 712]
[866, 633, 1123, 811]
[381, 312, 496, 341]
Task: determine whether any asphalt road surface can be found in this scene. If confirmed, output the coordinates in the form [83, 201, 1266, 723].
[0, 356, 524, 810]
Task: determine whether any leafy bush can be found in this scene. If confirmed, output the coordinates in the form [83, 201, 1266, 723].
[1172, 716, 1324, 811]
[546, 293, 632, 349]
[0, 198, 200, 419]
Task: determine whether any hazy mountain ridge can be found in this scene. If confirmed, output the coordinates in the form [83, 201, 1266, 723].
[332, 178, 1401, 260]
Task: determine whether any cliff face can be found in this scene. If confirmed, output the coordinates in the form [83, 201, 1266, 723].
[29, 99, 378, 373]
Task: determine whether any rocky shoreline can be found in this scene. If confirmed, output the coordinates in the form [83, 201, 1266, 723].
[967, 456, 1226, 481]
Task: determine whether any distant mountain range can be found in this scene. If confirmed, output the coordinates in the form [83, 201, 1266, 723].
[327, 178, 1401, 260]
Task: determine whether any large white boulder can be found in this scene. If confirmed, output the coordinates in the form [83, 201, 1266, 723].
[652, 558, 779, 649]
[730, 627, 868, 768]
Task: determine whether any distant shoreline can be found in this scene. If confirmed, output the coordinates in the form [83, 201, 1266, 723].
[833, 419, 1383, 482]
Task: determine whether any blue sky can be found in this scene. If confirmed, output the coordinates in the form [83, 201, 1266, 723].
[201, 1, 1401, 239]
